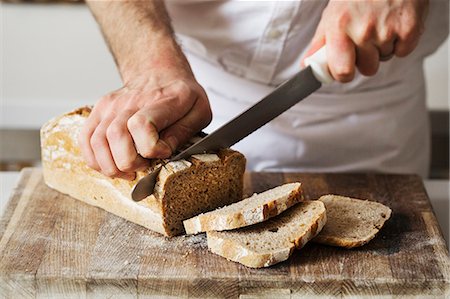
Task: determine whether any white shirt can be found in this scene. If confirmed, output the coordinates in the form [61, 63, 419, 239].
[165, 0, 449, 177]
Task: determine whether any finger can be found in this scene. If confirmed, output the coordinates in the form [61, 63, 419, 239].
[127, 105, 170, 159]
[128, 92, 197, 158]
[106, 110, 150, 173]
[376, 25, 397, 58]
[301, 23, 326, 67]
[79, 112, 101, 171]
[394, 32, 421, 57]
[91, 118, 134, 180]
[394, 13, 423, 57]
[355, 43, 380, 76]
[159, 95, 212, 152]
[326, 29, 356, 82]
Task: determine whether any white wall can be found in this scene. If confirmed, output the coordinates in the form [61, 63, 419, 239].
[1, 4, 121, 129]
[1, 3, 449, 129]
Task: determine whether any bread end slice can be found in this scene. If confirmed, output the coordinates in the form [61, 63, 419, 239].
[314, 195, 392, 248]
[184, 182, 303, 235]
[207, 200, 326, 268]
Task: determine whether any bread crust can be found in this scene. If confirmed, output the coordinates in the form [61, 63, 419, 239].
[183, 183, 303, 234]
[207, 201, 327, 268]
[43, 166, 167, 234]
[41, 107, 246, 237]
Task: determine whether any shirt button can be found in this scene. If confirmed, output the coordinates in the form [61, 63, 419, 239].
[267, 29, 282, 40]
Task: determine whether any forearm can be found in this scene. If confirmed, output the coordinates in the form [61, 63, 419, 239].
[86, 0, 191, 83]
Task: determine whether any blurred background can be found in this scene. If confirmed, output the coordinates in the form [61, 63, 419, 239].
[1, 1, 449, 179]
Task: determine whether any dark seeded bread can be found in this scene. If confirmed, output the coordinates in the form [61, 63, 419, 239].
[40, 107, 246, 237]
[207, 200, 326, 268]
[314, 195, 392, 248]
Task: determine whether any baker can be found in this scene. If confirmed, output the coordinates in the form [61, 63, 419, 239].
[79, 0, 448, 180]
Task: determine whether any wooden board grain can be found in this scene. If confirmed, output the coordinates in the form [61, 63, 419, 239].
[0, 168, 449, 298]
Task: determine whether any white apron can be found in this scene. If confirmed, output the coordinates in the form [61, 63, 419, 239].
[166, 0, 449, 177]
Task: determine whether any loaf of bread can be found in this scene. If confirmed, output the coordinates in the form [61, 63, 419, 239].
[183, 182, 303, 234]
[40, 107, 246, 237]
[207, 200, 327, 268]
[314, 195, 392, 248]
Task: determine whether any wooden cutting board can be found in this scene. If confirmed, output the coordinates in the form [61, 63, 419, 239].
[0, 168, 449, 298]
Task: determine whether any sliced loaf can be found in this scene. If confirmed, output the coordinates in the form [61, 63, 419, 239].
[183, 182, 303, 234]
[314, 195, 392, 248]
[40, 107, 246, 237]
[207, 200, 326, 268]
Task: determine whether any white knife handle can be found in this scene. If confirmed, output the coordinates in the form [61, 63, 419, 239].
[304, 46, 334, 84]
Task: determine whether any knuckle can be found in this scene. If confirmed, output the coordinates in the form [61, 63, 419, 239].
[106, 123, 124, 141]
[336, 11, 351, 28]
[90, 133, 103, 148]
[358, 21, 376, 44]
[97, 94, 114, 106]
[169, 80, 195, 103]
[173, 80, 192, 96]
[402, 26, 419, 42]
[127, 114, 147, 131]
[399, 15, 421, 41]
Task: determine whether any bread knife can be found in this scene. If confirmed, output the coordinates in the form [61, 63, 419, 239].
[132, 46, 333, 201]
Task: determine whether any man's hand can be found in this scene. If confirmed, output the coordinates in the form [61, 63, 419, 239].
[79, 73, 211, 180]
[82, 0, 212, 180]
[303, 0, 429, 82]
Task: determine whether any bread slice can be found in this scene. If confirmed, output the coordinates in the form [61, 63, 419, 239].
[207, 200, 326, 268]
[184, 183, 303, 234]
[314, 195, 392, 248]
[40, 107, 246, 237]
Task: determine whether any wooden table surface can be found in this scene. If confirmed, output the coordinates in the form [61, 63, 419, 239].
[0, 168, 449, 298]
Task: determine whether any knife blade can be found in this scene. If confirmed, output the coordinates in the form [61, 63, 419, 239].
[132, 46, 333, 201]
[172, 66, 322, 161]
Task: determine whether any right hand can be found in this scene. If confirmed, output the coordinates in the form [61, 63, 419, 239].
[302, 0, 428, 82]
[78, 71, 212, 180]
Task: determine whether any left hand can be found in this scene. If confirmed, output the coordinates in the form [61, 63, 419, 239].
[303, 0, 429, 82]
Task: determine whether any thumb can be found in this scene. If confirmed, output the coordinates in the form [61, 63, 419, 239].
[159, 96, 212, 154]
[301, 25, 326, 67]
[128, 95, 196, 159]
